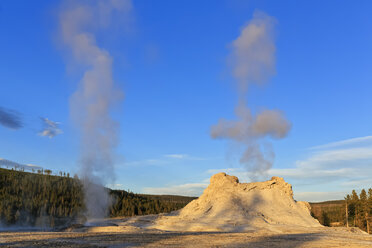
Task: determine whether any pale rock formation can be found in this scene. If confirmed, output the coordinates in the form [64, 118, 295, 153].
[151, 172, 321, 232]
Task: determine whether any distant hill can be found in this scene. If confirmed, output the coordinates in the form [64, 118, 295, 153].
[139, 194, 197, 204]
[0, 168, 195, 228]
[309, 200, 345, 226]
[310, 200, 344, 205]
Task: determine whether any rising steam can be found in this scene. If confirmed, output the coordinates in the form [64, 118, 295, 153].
[211, 11, 291, 180]
[59, 0, 131, 219]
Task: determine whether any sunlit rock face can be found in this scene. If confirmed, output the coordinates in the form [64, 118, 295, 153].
[151, 173, 321, 232]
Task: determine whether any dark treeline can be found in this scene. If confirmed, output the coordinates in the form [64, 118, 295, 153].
[310, 188, 372, 234]
[0, 168, 195, 228]
[0, 168, 84, 227]
[109, 191, 195, 217]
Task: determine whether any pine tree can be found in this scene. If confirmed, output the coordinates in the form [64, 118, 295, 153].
[359, 189, 368, 231]
[345, 194, 351, 227]
[351, 190, 359, 227]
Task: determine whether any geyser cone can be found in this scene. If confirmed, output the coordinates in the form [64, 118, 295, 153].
[151, 173, 321, 232]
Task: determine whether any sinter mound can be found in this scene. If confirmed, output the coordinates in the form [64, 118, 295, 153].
[151, 172, 321, 232]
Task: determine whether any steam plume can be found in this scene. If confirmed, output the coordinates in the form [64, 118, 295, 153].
[59, 0, 131, 219]
[211, 11, 291, 180]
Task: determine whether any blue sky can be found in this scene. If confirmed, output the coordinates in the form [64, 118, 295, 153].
[0, 0, 371, 202]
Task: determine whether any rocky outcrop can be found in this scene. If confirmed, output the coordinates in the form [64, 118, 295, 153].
[151, 173, 321, 232]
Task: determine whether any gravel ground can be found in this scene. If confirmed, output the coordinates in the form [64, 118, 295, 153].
[0, 227, 371, 247]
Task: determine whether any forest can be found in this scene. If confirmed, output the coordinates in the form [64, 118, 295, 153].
[310, 188, 372, 234]
[0, 168, 195, 228]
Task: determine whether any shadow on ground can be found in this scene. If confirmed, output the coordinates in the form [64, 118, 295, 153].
[0, 231, 325, 247]
[237, 232, 324, 248]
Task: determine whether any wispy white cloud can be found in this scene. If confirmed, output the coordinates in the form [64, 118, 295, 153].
[124, 158, 170, 166]
[309, 135, 372, 150]
[278, 136, 372, 187]
[296, 147, 372, 168]
[164, 154, 209, 160]
[294, 191, 347, 202]
[124, 153, 212, 167]
[143, 182, 208, 197]
[164, 154, 188, 159]
[0, 158, 43, 171]
[341, 179, 372, 187]
[26, 164, 41, 168]
[269, 167, 356, 180]
[38, 117, 63, 138]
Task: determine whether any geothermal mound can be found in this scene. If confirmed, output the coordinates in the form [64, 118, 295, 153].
[151, 173, 321, 232]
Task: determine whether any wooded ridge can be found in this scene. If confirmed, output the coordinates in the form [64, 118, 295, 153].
[0, 168, 195, 228]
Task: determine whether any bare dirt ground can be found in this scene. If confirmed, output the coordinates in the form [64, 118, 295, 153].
[0, 226, 371, 247]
